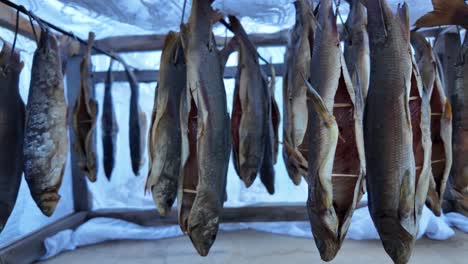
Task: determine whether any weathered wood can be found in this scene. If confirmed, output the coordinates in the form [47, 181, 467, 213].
[0, 3, 43, 41]
[92, 63, 284, 83]
[0, 212, 87, 264]
[66, 56, 91, 212]
[88, 204, 308, 227]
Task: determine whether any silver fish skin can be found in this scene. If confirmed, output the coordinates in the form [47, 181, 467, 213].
[72, 32, 98, 182]
[146, 31, 185, 216]
[282, 0, 316, 185]
[229, 15, 268, 189]
[24, 30, 68, 217]
[178, 0, 231, 256]
[364, 1, 428, 263]
[126, 67, 145, 176]
[307, 0, 365, 261]
[101, 59, 118, 180]
[0, 41, 25, 232]
[344, 0, 370, 101]
[411, 31, 453, 217]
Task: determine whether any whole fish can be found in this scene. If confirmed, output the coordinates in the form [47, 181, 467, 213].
[282, 0, 316, 185]
[229, 15, 274, 193]
[414, 0, 468, 29]
[146, 31, 185, 216]
[306, 0, 365, 261]
[125, 66, 146, 176]
[0, 40, 25, 231]
[178, 0, 231, 256]
[450, 37, 468, 215]
[411, 31, 453, 216]
[364, 1, 431, 263]
[72, 32, 98, 182]
[101, 59, 119, 180]
[24, 29, 68, 216]
[344, 0, 370, 101]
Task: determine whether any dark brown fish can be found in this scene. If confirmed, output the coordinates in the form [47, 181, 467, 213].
[125, 66, 146, 176]
[282, 0, 316, 185]
[411, 31, 453, 216]
[364, 1, 431, 263]
[450, 37, 468, 216]
[146, 31, 185, 216]
[0, 40, 25, 231]
[24, 29, 68, 216]
[414, 0, 468, 29]
[72, 32, 98, 182]
[344, 0, 370, 101]
[178, 0, 231, 256]
[306, 0, 365, 261]
[229, 15, 275, 193]
[101, 59, 119, 180]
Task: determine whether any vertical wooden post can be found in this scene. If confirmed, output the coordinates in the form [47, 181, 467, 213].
[434, 32, 461, 100]
[66, 55, 90, 212]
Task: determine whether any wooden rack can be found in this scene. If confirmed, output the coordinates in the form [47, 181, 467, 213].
[0, 2, 458, 263]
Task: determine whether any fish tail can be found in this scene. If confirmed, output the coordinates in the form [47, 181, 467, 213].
[414, 0, 467, 29]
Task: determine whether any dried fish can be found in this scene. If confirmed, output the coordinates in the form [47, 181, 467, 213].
[24, 29, 68, 216]
[411, 31, 453, 216]
[72, 32, 98, 182]
[125, 66, 146, 176]
[344, 0, 370, 101]
[414, 0, 468, 29]
[450, 37, 468, 215]
[229, 15, 275, 193]
[283, 0, 317, 185]
[364, 1, 431, 263]
[0, 40, 25, 231]
[101, 59, 119, 180]
[306, 0, 365, 261]
[146, 31, 185, 216]
[178, 0, 231, 256]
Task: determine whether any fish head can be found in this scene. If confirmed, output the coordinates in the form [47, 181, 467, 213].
[37, 191, 61, 217]
[0, 200, 14, 233]
[187, 190, 221, 256]
[307, 202, 340, 261]
[375, 216, 415, 264]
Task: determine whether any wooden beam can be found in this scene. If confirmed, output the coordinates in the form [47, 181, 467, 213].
[0, 212, 87, 264]
[66, 56, 91, 212]
[0, 3, 41, 41]
[88, 203, 308, 227]
[92, 63, 284, 84]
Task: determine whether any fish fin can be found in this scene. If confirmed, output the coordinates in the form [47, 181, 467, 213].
[397, 3, 410, 42]
[404, 77, 412, 128]
[414, 0, 465, 29]
[399, 169, 415, 222]
[302, 76, 335, 128]
[444, 99, 452, 121]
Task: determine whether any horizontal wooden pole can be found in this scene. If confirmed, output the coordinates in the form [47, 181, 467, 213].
[0, 212, 88, 264]
[0, 3, 43, 41]
[92, 63, 285, 83]
[88, 203, 309, 227]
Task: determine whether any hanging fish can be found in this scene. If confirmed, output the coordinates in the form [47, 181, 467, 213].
[414, 0, 468, 29]
[125, 66, 146, 176]
[229, 16, 276, 193]
[449, 37, 468, 216]
[306, 0, 365, 261]
[72, 32, 98, 182]
[101, 59, 119, 180]
[24, 29, 68, 217]
[282, 0, 317, 185]
[0, 40, 25, 231]
[411, 31, 453, 217]
[178, 0, 231, 256]
[344, 0, 370, 101]
[146, 31, 185, 216]
[364, 1, 431, 263]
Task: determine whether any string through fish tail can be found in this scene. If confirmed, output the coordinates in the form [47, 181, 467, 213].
[27, 10, 39, 45]
[180, 0, 188, 26]
[334, 0, 349, 37]
[10, 8, 20, 57]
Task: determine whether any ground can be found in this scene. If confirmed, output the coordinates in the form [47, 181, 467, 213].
[39, 230, 468, 264]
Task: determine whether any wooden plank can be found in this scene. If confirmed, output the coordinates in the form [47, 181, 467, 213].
[0, 212, 87, 264]
[88, 204, 308, 227]
[0, 3, 43, 41]
[66, 56, 90, 212]
[92, 63, 285, 83]
[94, 30, 290, 53]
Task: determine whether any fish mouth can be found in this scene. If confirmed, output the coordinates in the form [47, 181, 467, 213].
[38, 191, 61, 217]
[239, 167, 258, 187]
[376, 217, 415, 264]
[188, 221, 218, 256]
